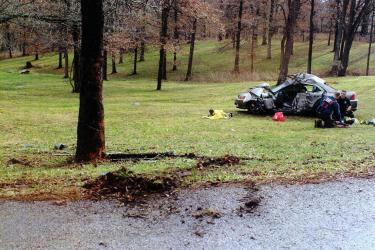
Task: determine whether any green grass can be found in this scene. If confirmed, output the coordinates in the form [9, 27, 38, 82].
[1, 37, 375, 199]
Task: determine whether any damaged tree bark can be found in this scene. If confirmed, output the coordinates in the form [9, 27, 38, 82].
[76, 0, 106, 162]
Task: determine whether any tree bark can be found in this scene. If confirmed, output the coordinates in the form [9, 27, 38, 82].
[119, 48, 124, 64]
[58, 48, 63, 69]
[139, 42, 145, 62]
[103, 49, 108, 80]
[76, 0, 105, 162]
[267, 0, 275, 59]
[156, 5, 169, 90]
[251, 28, 256, 74]
[234, 0, 244, 73]
[307, 0, 315, 74]
[278, 0, 301, 84]
[366, 5, 374, 76]
[185, 18, 197, 81]
[64, 48, 69, 78]
[172, 0, 179, 71]
[22, 31, 27, 56]
[112, 54, 117, 74]
[133, 47, 138, 75]
[328, 18, 333, 46]
[162, 50, 167, 80]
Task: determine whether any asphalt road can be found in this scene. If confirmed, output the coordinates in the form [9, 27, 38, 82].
[1, 178, 375, 250]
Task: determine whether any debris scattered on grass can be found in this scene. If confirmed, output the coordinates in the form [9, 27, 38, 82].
[107, 151, 177, 161]
[7, 158, 32, 167]
[196, 155, 240, 169]
[83, 169, 180, 202]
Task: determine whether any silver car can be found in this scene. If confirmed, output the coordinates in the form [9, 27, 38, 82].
[235, 73, 358, 115]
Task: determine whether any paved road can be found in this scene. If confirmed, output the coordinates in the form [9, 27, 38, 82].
[1, 178, 375, 250]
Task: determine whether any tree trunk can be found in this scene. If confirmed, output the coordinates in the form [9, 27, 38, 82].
[8, 47, 12, 58]
[278, 0, 301, 84]
[307, 0, 315, 74]
[328, 18, 333, 46]
[139, 42, 145, 62]
[156, 5, 169, 90]
[234, 0, 244, 73]
[22, 31, 27, 56]
[58, 48, 63, 69]
[76, 0, 105, 162]
[162, 50, 167, 80]
[103, 50, 108, 80]
[267, 0, 275, 59]
[112, 54, 117, 74]
[119, 48, 124, 64]
[72, 23, 81, 93]
[185, 18, 197, 81]
[232, 32, 236, 48]
[35, 51, 39, 60]
[261, 13, 267, 45]
[331, 0, 351, 76]
[251, 28, 256, 74]
[366, 6, 375, 76]
[173, 0, 179, 71]
[64, 48, 69, 78]
[5, 23, 12, 58]
[133, 47, 138, 75]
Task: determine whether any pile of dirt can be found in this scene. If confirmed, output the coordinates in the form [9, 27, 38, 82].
[83, 169, 180, 202]
[196, 155, 240, 169]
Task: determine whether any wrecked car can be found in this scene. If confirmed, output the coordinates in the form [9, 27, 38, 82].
[234, 73, 358, 115]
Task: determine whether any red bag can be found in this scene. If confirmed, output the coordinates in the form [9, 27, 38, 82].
[272, 112, 286, 122]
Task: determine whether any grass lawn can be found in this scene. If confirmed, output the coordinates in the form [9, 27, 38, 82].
[1, 38, 375, 200]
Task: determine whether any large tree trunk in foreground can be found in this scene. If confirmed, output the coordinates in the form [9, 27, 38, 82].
[234, 0, 244, 73]
[156, 5, 169, 90]
[307, 0, 315, 74]
[76, 0, 105, 162]
[185, 18, 197, 81]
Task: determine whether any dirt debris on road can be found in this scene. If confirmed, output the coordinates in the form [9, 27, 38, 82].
[83, 169, 180, 202]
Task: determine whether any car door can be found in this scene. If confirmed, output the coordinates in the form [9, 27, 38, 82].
[292, 84, 323, 114]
